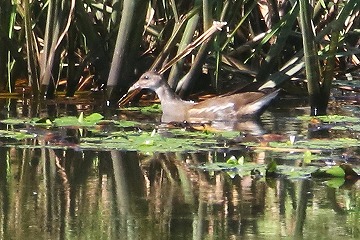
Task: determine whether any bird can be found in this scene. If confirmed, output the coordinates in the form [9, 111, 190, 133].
[120, 71, 280, 122]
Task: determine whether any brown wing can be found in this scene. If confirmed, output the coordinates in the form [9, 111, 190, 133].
[188, 90, 279, 120]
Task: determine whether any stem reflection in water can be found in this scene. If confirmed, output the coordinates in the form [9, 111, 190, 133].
[0, 147, 359, 239]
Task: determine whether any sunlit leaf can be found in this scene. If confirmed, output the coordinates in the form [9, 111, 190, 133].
[266, 160, 277, 173]
[123, 104, 162, 114]
[0, 130, 34, 140]
[238, 156, 244, 165]
[298, 114, 360, 123]
[53, 116, 80, 126]
[303, 150, 314, 163]
[78, 112, 84, 123]
[327, 166, 346, 178]
[84, 113, 104, 122]
[226, 156, 238, 165]
[0, 119, 27, 125]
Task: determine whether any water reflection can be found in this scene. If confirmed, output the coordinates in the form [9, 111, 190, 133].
[0, 147, 359, 239]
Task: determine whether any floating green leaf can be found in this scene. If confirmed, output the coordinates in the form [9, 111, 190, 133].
[78, 112, 84, 123]
[0, 119, 28, 125]
[246, 137, 360, 152]
[326, 166, 345, 178]
[53, 116, 80, 126]
[53, 113, 105, 127]
[266, 160, 277, 173]
[84, 113, 104, 122]
[123, 104, 162, 114]
[224, 156, 244, 166]
[298, 114, 360, 123]
[80, 130, 218, 152]
[0, 111, 359, 187]
[0, 129, 34, 140]
[303, 150, 314, 163]
[311, 165, 346, 178]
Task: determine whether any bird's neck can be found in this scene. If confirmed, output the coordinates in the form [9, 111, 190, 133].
[153, 82, 194, 120]
[154, 82, 184, 104]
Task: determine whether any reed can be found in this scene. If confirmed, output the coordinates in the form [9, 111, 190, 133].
[1, 0, 359, 115]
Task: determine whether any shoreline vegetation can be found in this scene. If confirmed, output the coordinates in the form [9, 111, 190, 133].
[0, 0, 359, 115]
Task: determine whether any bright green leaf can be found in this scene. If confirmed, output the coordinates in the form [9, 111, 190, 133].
[325, 166, 345, 178]
[226, 156, 238, 165]
[78, 112, 84, 123]
[84, 113, 104, 122]
[303, 150, 313, 164]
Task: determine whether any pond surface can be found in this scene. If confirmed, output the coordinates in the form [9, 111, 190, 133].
[0, 94, 360, 239]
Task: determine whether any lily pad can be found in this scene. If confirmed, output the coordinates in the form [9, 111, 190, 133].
[123, 104, 162, 114]
[298, 114, 360, 123]
[80, 129, 219, 152]
[245, 137, 360, 152]
[83, 113, 104, 122]
[54, 113, 105, 126]
[0, 129, 34, 140]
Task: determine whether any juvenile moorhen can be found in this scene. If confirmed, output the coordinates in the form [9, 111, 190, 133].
[122, 71, 280, 122]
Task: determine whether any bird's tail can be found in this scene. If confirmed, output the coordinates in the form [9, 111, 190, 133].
[241, 89, 281, 116]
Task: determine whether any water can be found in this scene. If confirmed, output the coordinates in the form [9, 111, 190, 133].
[0, 95, 360, 239]
[1, 148, 359, 239]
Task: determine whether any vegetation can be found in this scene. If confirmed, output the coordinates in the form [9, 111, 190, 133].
[0, 0, 359, 114]
[2, 2, 360, 238]
[2, 111, 360, 158]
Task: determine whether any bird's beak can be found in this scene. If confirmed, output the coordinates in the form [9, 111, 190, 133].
[118, 82, 142, 107]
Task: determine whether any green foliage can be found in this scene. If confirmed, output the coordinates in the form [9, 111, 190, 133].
[1, 0, 358, 109]
[226, 156, 244, 165]
[0, 112, 105, 127]
[53, 113, 105, 126]
[291, 138, 360, 150]
[298, 114, 360, 123]
[303, 150, 314, 164]
[81, 130, 218, 152]
[198, 155, 358, 183]
[298, 0, 359, 115]
[266, 160, 277, 174]
[83, 113, 104, 122]
[326, 166, 346, 178]
[1, 109, 360, 188]
[311, 166, 346, 178]
[0, 112, 240, 152]
[0, 129, 34, 140]
[123, 104, 162, 114]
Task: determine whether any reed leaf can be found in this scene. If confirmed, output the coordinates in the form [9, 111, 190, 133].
[322, 0, 359, 106]
[299, 0, 322, 115]
[168, 0, 201, 89]
[256, 2, 299, 82]
[23, 0, 40, 96]
[0, 0, 15, 92]
[106, 0, 148, 102]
